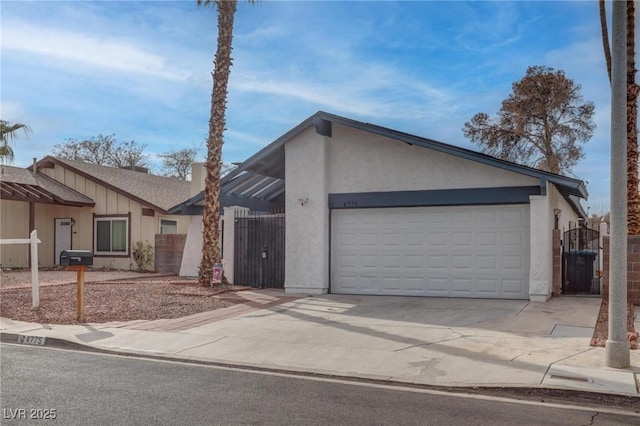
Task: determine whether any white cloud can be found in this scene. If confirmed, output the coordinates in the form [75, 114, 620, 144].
[224, 129, 270, 148]
[230, 62, 457, 123]
[0, 101, 26, 121]
[1, 21, 190, 81]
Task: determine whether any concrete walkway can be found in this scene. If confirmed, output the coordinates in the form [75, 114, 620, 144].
[2, 291, 639, 396]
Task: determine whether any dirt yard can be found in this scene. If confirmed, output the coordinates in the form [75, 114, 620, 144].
[590, 299, 637, 348]
[0, 269, 247, 324]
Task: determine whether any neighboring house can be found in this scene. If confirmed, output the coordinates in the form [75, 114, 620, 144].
[0, 156, 191, 269]
[172, 111, 589, 302]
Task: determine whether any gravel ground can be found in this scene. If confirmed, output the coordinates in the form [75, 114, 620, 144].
[0, 269, 243, 324]
[590, 299, 638, 349]
[0, 269, 171, 289]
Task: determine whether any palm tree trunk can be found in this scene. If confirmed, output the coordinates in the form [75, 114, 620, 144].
[199, 0, 238, 286]
[626, 0, 640, 235]
[600, 0, 612, 84]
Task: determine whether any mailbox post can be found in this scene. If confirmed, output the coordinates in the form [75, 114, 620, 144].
[60, 250, 93, 322]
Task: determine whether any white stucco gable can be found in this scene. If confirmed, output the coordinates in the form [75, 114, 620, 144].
[326, 123, 540, 194]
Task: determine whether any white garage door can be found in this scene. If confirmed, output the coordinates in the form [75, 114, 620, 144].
[331, 205, 530, 299]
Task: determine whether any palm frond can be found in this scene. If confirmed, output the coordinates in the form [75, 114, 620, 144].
[0, 120, 32, 143]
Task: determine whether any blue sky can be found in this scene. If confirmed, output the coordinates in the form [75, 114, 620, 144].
[0, 1, 624, 212]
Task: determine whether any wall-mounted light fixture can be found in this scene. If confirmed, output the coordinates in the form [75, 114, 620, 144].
[297, 197, 309, 207]
[553, 209, 561, 230]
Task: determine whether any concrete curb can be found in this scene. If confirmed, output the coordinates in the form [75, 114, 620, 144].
[2, 331, 639, 414]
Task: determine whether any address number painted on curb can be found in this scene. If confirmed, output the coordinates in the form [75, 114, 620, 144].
[17, 335, 46, 346]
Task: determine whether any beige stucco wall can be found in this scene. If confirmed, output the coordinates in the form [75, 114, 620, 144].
[1, 165, 189, 269]
[33, 203, 91, 267]
[0, 200, 30, 267]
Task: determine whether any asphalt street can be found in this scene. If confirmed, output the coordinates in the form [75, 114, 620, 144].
[1, 344, 638, 425]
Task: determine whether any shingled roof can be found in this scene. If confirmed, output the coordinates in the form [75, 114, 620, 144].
[0, 165, 94, 206]
[32, 157, 191, 213]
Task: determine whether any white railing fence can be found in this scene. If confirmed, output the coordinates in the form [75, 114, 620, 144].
[0, 230, 41, 307]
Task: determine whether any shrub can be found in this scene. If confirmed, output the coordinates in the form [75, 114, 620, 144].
[132, 241, 154, 271]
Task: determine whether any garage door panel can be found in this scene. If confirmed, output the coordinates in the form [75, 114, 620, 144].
[477, 279, 499, 294]
[381, 232, 401, 246]
[427, 277, 450, 293]
[403, 255, 423, 268]
[381, 255, 402, 268]
[452, 255, 472, 269]
[427, 254, 448, 269]
[477, 255, 497, 269]
[331, 205, 530, 299]
[477, 232, 498, 246]
[452, 278, 473, 294]
[477, 210, 498, 223]
[502, 231, 525, 246]
[429, 212, 448, 223]
[503, 279, 527, 295]
[338, 232, 359, 246]
[503, 255, 524, 270]
[405, 233, 423, 246]
[360, 233, 378, 246]
[452, 210, 472, 223]
[428, 232, 448, 246]
[502, 208, 527, 224]
[452, 232, 472, 246]
[339, 255, 358, 268]
[377, 278, 401, 294]
[360, 255, 377, 268]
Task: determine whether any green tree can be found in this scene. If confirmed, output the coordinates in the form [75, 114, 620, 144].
[197, 0, 238, 286]
[462, 66, 595, 175]
[0, 120, 31, 164]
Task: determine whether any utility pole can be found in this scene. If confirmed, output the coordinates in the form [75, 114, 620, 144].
[606, 0, 631, 368]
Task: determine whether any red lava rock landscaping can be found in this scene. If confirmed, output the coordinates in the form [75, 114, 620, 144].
[1, 273, 249, 324]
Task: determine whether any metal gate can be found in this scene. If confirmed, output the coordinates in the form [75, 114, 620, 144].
[234, 210, 285, 288]
[562, 227, 600, 294]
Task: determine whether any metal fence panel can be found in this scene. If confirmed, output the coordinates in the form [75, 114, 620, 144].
[234, 210, 285, 288]
[562, 226, 600, 294]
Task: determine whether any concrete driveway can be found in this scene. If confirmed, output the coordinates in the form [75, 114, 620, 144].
[3, 292, 639, 394]
[173, 294, 610, 386]
[171, 293, 639, 394]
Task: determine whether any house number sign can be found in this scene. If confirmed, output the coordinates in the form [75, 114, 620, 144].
[17, 335, 46, 346]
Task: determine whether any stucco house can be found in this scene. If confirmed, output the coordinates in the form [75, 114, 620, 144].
[0, 156, 191, 269]
[172, 111, 588, 302]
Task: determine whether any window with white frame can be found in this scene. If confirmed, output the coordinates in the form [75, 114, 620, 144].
[94, 216, 129, 255]
[160, 219, 178, 234]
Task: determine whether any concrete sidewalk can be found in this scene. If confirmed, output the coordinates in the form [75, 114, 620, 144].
[2, 291, 639, 396]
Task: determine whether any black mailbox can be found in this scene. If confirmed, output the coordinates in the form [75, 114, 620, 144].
[60, 250, 93, 266]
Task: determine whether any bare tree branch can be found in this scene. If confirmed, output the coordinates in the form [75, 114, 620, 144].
[462, 66, 596, 175]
